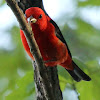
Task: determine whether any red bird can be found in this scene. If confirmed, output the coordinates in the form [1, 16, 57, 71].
[20, 7, 91, 82]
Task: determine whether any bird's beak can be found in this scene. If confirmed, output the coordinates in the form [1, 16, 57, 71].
[27, 16, 37, 24]
[30, 18, 37, 23]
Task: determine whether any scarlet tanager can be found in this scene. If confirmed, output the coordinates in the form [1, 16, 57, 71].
[20, 7, 91, 82]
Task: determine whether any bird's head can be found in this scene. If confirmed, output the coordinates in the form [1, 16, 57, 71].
[25, 7, 47, 31]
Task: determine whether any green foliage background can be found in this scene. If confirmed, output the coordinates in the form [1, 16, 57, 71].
[0, 0, 100, 100]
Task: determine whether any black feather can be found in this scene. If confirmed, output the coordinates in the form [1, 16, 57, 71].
[66, 61, 91, 82]
[67, 70, 81, 82]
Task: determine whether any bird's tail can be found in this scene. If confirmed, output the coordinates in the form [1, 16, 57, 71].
[66, 61, 91, 82]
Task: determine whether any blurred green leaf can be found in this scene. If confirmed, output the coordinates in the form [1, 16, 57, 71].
[76, 74, 100, 100]
[78, 0, 100, 6]
[6, 71, 35, 100]
[0, 0, 5, 6]
[76, 81, 93, 100]
[59, 75, 68, 91]
[76, 18, 100, 47]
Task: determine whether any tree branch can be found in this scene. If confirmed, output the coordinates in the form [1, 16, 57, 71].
[5, 0, 62, 100]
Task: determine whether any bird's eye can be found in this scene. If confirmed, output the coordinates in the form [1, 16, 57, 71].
[39, 14, 42, 19]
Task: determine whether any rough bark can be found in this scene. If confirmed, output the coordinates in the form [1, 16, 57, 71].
[5, 0, 63, 100]
[33, 61, 62, 100]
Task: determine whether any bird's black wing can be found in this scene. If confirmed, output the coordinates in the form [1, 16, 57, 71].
[50, 19, 72, 58]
